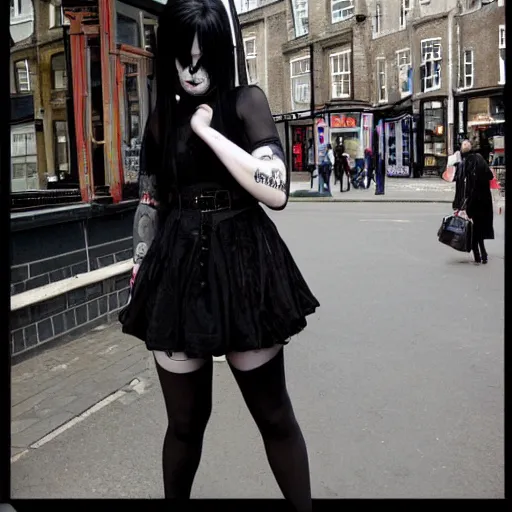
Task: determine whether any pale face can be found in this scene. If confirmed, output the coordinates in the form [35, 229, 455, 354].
[175, 33, 211, 96]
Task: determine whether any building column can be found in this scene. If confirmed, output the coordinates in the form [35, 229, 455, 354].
[98, 0, 123, 203]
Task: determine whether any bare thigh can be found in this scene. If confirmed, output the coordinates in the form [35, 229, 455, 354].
[227, 345, 283, 372]
[153, 351, 209, 374]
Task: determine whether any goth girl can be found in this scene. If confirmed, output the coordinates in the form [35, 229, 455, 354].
[119, 0, 319, 509]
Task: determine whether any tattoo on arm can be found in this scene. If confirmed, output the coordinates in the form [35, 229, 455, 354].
[254, 167, 287, 192]
[133, 173, 159, 264]
[252, 144, 287, 192]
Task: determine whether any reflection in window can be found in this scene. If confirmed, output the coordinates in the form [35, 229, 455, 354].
[421, 39, 442, 92]
[290, 56, 310, 111]
[122, 63, 142, 182]
[117, 13, 140, 47]
[423, 101, 446, 157]
[52, 53, 67, 90]
[54, 121, 69, 174]
[244, 37, 258, 84]
[11, 124, 38, 191]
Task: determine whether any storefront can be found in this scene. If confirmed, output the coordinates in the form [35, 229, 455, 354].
[383, 113, 414, 177]
[65, 0, 159, 204]
[419, 98, 448, 176]
[272, 111, 312, 174]
[454, 88, 505, 164]
[327, 112, 373, 162]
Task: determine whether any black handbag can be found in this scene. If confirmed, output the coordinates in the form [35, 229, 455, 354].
[438, 211, 473, 253]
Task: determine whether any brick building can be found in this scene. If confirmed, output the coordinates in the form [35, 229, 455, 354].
[10, 0, 73, 192]
[453, 0, 505, 164]
[238, 0, 506, 178]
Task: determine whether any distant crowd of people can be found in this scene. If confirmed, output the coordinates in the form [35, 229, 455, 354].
[314, 137, 382, 195]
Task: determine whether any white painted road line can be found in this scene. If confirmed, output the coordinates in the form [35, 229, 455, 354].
[11, 388, 128, 464]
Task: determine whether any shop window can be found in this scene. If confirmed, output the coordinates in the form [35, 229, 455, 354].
[290, 56, 311, 111]
[420, 39, 442, 92]
[397, 48, 412, 96]
[244, 37, 258, 85]
[423, 100, 446, 159]
[291, 0, 308, 37]
[400, 0, 411, 29]
[121, 62, 143, 184]
[52, 53, 67, 90]
[461, 49, 474, 89]
[117, 13, 140, 48]
[49, 1, 70, 28]
[499, 25, 505, 84]
[332, 0, 354, 23]
[330, 50, 351, 99]
[377, 58, 387, 103]
[54, 121, 69, 174]
[11, 123, 38, 192]
[372, 3, 382, 36]
[14, 59, 30, 93]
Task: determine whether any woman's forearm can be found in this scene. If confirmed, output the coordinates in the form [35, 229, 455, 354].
[195, 125, 287, 209]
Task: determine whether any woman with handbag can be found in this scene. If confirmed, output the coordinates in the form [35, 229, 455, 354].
[453, 140, 495, 264]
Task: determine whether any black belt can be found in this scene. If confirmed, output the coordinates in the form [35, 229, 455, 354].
[175, 189, 251, 213]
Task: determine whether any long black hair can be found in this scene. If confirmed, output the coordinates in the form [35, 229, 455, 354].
[148, 0, 245, 201]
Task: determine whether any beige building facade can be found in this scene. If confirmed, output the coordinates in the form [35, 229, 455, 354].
[10, 0, 72, 192]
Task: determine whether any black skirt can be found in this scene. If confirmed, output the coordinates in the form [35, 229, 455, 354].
[119, 200, 320, 358]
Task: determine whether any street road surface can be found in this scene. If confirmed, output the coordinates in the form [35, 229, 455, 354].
[11, 203, 504, 499]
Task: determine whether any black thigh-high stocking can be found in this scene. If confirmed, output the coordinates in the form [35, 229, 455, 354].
[229, 349, 312, 512]
[155, 358, 213, 499]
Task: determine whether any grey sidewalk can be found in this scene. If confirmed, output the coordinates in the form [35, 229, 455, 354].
[11, 324, 152, 459]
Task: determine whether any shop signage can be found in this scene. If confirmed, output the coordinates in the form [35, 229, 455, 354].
[272, 111, 311, 122]
[331, 114, 359, 128]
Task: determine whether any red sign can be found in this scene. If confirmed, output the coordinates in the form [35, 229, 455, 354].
[331, 114, 357, 128]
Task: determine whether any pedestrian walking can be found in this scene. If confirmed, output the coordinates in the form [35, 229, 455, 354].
[319, 144, 334, 194]
[118, 1, 319, 509]
[452, 140, 495, 264]
[333, 137, 345, 185]
[340, 152, 351, 192]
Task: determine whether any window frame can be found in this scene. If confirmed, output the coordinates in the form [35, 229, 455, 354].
[462, 49, 474, 89]
[400, 0, 411, 30]
[51, 52, 68, 90]
[377, 57, 387, 104]
[396, 48, 412, 97]
[499, 25, 506, 84]
[291, 0, 309, 38]
[11, 123, 39, 192]
[243, 36, 258, 85]
[49, 1, 71, 29]
[331, 0, 355, 24]
[14, 59, 31, 93]
[290, 55, 311, 111]
[420, 38, 442, 93]
[330, 49, 352, 99]
[373, 2, 381, 36]
[53, 121, 70, 174]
